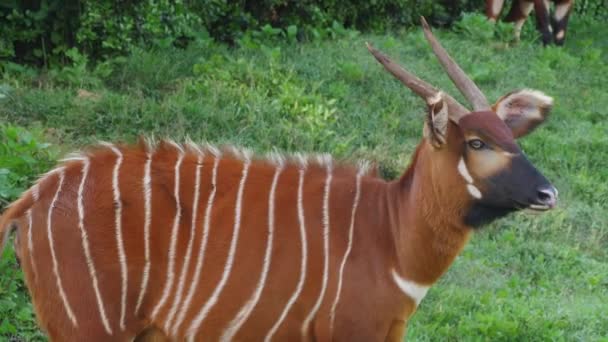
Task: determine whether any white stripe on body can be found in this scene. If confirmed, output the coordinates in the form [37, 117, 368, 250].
[265, 166, 308, 342]
[151, 151, 185, 319]
[106, 144, 128, 330]
[186, 159, 251, 341]
[165, 155, 204, 331]
[135, 152, 153, 314]
[172, 156, 221, 336]
[27, 184, 40, 282]
[77, 158, 113, 334]
[329, 168, 364, 338]
[46, 168, 79, 327]
[221, 163, 284, 341]
[301, 163, 333, 338]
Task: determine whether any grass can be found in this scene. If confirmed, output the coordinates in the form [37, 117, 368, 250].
[0, 14, 607, 341]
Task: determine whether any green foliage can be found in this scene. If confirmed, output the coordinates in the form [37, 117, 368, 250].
[455, 13, 498, 42]
[76, 0, 202, 59]
[0, 123, 56, 341]
[0, 242, 45, 341]
[0, 0, 202, 67]
[2, 0, 606, 67]
[0, 14, 607, 340]
[0, 123, 58, 208]
[455, 13, 516, 44]
[575, 0, 608, 19]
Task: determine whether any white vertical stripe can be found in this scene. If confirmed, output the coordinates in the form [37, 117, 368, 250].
[329, 169, 364, 337]
[26, 210, 35, 278]
[135, 152, 153, 314]
[27, 184, 40, 281]
[32, 183, 40, 201]
[46, 168, 78, 327]
[186, 160, 251, 340]
[77, 158, 113, 334]
[165, 155, 204, 331]
[221, 164, 284, 341]
[107, 144, 128, 330]
[302, 164, 333, 338]
[172, 157, 220, 336]
[265, 167, 308, 342]
[151, 151, 185, 319]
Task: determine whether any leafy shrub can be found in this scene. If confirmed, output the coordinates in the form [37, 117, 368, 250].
[0, 123, 56, 340]
[1, 0, 607, 68]
[0, 0, 201, 67]
[0, 0, 483, 67]
[0, 124, 57, 209]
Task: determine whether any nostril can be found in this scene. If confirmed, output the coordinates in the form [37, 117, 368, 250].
[536, 186, 557, 206]
[537, 190, 551, 202]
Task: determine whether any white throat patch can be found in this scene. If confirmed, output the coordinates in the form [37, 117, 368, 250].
[458, 157, 483, 199]
[391, 269, 430, 306]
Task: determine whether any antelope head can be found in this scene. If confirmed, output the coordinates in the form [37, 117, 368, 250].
[368, 18, 557, 228]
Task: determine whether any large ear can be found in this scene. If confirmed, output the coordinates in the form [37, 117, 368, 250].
[493, 89, 553, 138]
[424, 92, 449, 148]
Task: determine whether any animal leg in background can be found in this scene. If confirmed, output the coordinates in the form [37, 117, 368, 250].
[552, 0, 573, 45]
[504, 0, 535, 42]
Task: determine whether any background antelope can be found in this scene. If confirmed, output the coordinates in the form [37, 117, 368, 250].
[486, 0, 574, 45]
[0, 18, 558, 341]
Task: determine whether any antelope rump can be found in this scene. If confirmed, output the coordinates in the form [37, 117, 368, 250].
[0, 19, 558, 341]
[486, 0, 574, 45]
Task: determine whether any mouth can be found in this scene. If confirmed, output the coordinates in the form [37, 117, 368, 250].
[512, 200, 555, 212]
[527, 203, 553, 212]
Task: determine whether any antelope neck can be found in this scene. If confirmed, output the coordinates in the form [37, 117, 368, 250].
[386, 143, 471, 286]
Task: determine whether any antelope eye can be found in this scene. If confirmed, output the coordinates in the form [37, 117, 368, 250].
[468, 139, 485, 150]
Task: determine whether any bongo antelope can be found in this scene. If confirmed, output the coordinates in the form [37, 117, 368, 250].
[486, 0, 574, 45]
[0, 18, 557, 341]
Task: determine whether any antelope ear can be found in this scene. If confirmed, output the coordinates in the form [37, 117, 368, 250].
[494, 89, 553, 138]
[423, 92, 449, 148]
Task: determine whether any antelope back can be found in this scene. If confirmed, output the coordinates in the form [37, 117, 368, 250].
[5, 140, 383, 341]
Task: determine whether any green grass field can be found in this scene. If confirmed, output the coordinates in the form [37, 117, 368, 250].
[1, 15, 607, 341]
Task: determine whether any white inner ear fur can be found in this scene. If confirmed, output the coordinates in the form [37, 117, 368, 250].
[425, 92, 449, 146]
[495, 89, 554, 121]
[458, 157, 483, 199]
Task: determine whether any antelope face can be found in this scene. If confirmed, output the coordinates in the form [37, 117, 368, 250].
[424, 89, 557, 227]
[454, 91, 557, 226]
[368, 18, 558, 227]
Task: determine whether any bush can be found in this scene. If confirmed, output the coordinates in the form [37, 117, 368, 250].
[0, 123, 58, 209]
[0, 0, 201, 66]
[0, 0, 463, 67]
[1, 0, 606, 68]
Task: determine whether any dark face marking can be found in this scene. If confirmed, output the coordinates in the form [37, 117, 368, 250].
[464, 204, 516, 227]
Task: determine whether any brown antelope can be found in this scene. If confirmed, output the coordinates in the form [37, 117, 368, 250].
[486, 0, 574, 45]
[0, 18, 558, 341]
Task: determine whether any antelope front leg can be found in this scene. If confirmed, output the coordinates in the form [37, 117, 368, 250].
[385, 319, 407, 342]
